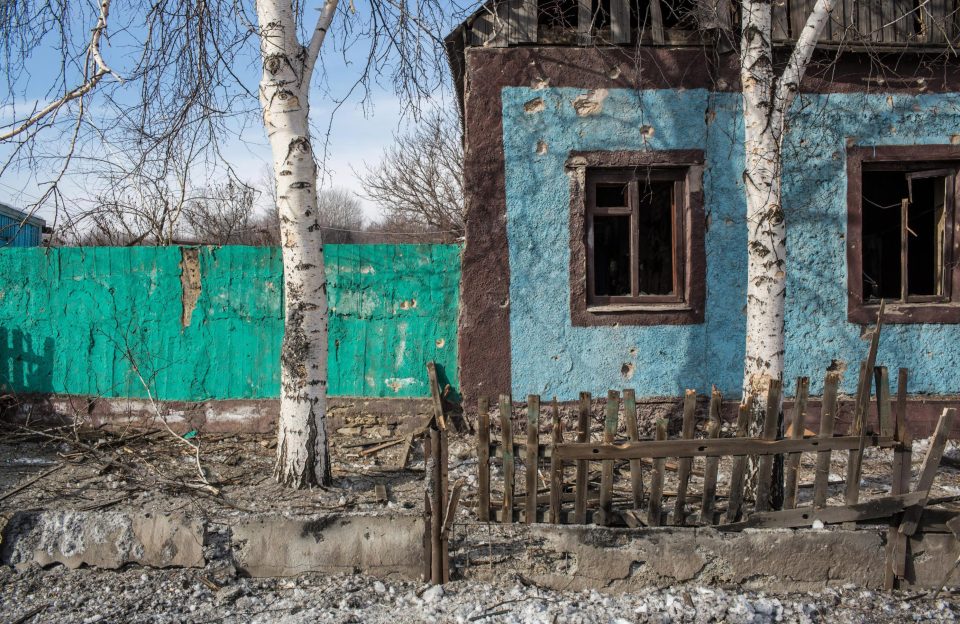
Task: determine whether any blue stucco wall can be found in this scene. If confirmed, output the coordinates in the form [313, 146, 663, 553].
[502, 86, 960, 399]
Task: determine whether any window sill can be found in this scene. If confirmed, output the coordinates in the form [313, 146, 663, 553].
[849, 301, 960, 324]
[587, 303, 691, 314]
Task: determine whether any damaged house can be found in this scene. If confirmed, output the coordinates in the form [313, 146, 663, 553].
[446, 0, 960, 432]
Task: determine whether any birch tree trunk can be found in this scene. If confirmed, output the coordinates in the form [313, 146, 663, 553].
[740, 0, 832, 502]
[256, 0, 338, 488]
[740, 0, 833, 408]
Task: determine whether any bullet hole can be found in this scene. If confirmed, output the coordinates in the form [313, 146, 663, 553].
[531, 78, 550, 90]
[640, 125, 655, 139]
[435, 338, 445, 348]
[524, 97, 545, 113]
[845, 137, 857, 148]
[827, 359, 847, 373]
[400, 299, 417, 310]
[607, 65, 621, 79]
[621, 362, 635, 380]
[629, 347, 637, 357]
[572, 89, 608, 116]
[951, 135, 960, 145]
[536, 140, 548, 155]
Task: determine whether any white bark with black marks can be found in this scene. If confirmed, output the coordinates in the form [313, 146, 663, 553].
[740, 0, 833, 409]
[256, 0, 339, 488]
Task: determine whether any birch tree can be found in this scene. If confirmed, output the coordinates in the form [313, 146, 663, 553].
[1, 0, 450, 488]
[740, 0, 833, 419]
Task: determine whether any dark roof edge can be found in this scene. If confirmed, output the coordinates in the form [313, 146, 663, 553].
[0, 202, 46, 229]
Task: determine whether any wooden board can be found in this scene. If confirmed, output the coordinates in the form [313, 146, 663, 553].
[723, 492, 925, 531]
[549, 398, 563, 524]
[900, 408, 957, 536]
[700, 388, 723, 524]
[673, 389, 698, 525]
[623, 389, 644, 510]
[754, 379, 782, 513]
[647, 420, 667, 526]
[725, 397, 753, 523]
[499, 394, 514, 524]
[574, 392, 591, 524]
[599, 390, 620, 526]
[813, 371, 840, 508]
[525, 395, 540, 524]
[784, 376, 809, 510]
[477, 397, 490, 522]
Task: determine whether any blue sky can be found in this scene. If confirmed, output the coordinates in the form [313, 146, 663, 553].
[0, 0, 472, 226]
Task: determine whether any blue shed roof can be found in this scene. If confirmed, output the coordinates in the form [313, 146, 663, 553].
[0, 203, 45, 230]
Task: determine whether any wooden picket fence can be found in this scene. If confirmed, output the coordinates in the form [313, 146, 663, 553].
[475, 364, 954, 531]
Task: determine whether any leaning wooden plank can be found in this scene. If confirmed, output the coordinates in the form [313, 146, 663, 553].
[700, 387, 723, 524]
[426, 362, 447, 430]
[813, 371, 841, 508]
[784, 376, 810, 510]
[429, 429, 443, 584]
[499, 394, 514, 524]
[599, 390, 620, 526]
[899, 408, 957, 536]
[623, 389, 644, 510]
[574, 392, 591, 524]
[478, 397, 491, 522]
[440, 427, 449, 582]
[844, 360, 869, 511]
[673, 389, 698, 525]
[549, 398, 564, 524]
[725, 397, 753, 523]
[721, 492, 925, 531]
[647, 419, 667, 526]
[553, 434, 896, 461]
[892, 368, 912, 497]
[525, 395, 540, 525]
[847, 301, 885, 507]
[754, 379, 782, 513]
[876, 366, 894, 438]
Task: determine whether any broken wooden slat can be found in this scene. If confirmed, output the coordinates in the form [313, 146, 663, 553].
[440, 427, 449, 583]
[647, 419, 667, 526]
[549, 398, 563, 524]
[574, 391, 591, 524]
[499, 394, 514, 524]
[725, 396, 753, 523]
[553, 433, 896, 461]
[610, 0, 630, 43]
[599, 390, 620, 525]
[813, 371, 840, 508]
[892, 368, 912, 497]
[673, 389, 698, 525]
[623, 389, 643, 510]
[723, 491, 925, 531]
[359, 438, 404, 457]
[478, 397, 491, 522]
[876, 366, 894, 438]
[784, 376, 810, 510]
[700, 387, 723, 524]
[440, 480, 464, 540]
[426, 362, 447, 430]
[525, 395, 539, 525]
[845, 360, 870, 511]
[423, 441, 433, 582]
[899, 408, 957, 536]
[375, 483, 388, 503]
[395, 434, 414, 470]
[754, 379, 782, 513]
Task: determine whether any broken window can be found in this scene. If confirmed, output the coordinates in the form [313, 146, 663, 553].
[861, 166, 955, 303]
[538, 0, 579, 42]
[586, 169, 684, 305]
[847, 146, 960, 324]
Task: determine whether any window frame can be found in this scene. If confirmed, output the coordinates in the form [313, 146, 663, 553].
[847, 145, 960, 324]
[568, 149, 705, 327]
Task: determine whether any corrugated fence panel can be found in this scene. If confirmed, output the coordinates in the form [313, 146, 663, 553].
[0, 244, 460, 401]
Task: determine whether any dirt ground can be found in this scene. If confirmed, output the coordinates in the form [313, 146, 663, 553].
[1, 415, 960, 524]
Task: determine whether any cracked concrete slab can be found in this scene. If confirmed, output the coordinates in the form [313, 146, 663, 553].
[1, 511, 205, 569]
[231, 513, 424, 579]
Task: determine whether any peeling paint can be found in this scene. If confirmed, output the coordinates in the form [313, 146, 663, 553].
[179, 248, 201, 328]
[571, 89, 608, 116]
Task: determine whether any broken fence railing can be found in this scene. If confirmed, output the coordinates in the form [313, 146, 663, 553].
[475, 367, 953, 532]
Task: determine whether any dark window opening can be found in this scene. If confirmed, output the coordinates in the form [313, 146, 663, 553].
[538, 0, 578, 29]
[592, 214, 632, 296]
[586, 170, 684, 305]
[637, 180, 675, 295]
[661, 0, 697, 28]
[861, 167, 953, 303]
[588, 0, 611, 30]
